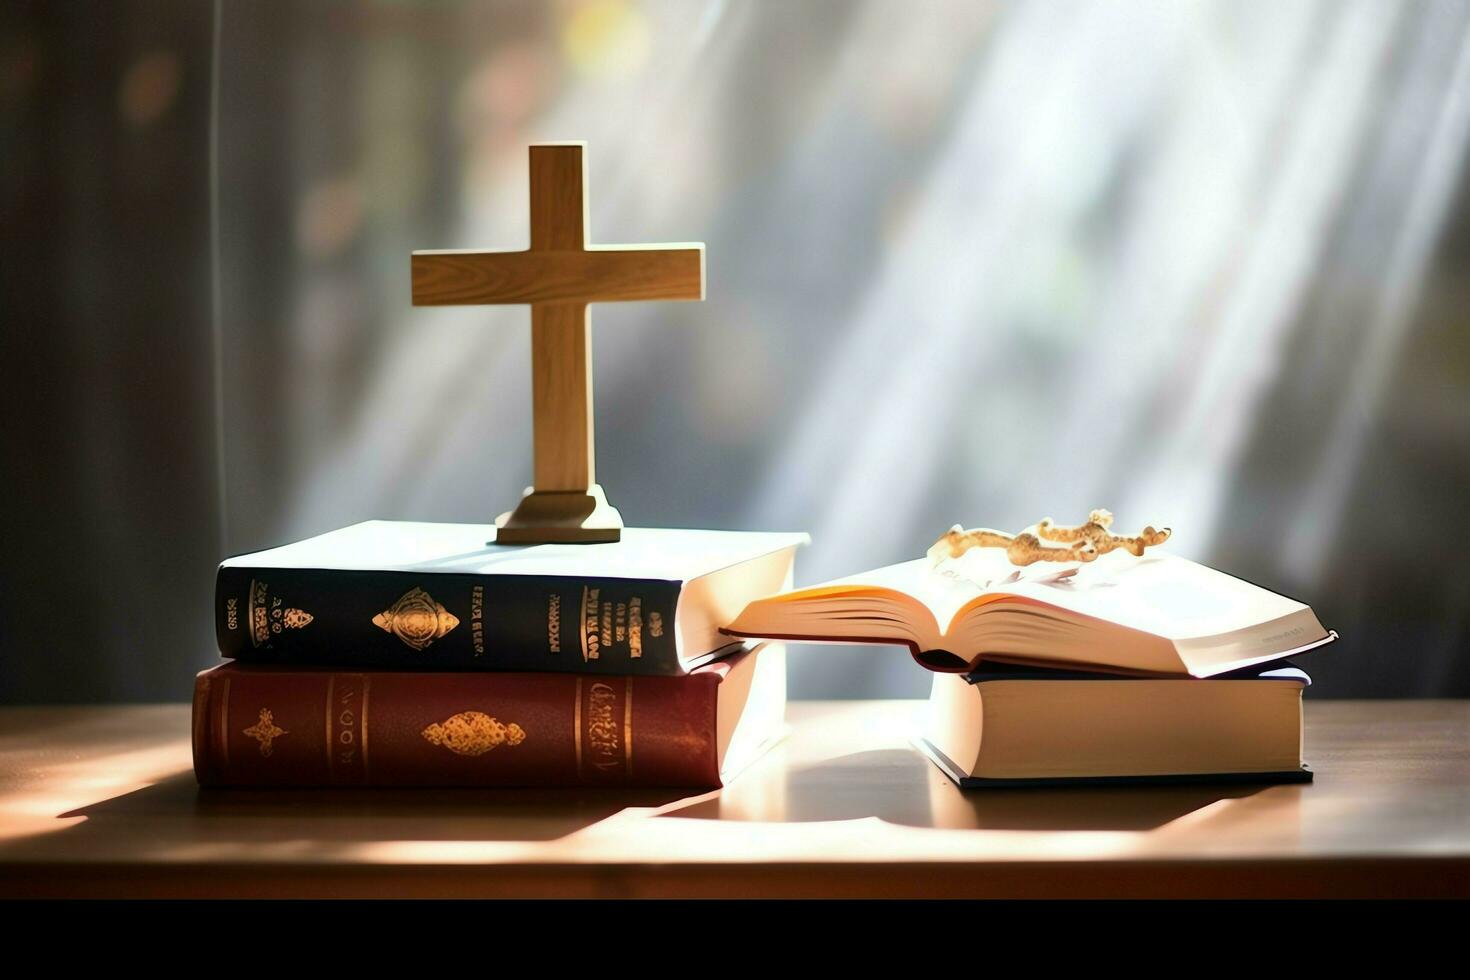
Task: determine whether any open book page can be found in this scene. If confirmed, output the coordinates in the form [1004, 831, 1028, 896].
[938, 548, 1312, 640]
[733, 546, 1328, 673]
[813, 559, 974, 621]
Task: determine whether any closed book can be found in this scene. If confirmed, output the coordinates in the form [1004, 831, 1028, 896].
[193, 642, 786, 788]
[217, 521, 806, 674]
[920, 661, 1313, 788]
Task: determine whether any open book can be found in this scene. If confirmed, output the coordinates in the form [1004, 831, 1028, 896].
[723, 549, 1335, 677]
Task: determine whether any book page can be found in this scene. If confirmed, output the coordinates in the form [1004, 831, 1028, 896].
[795, 559, 987, 630]
[741, 546, 1321, 656]
[952, 549, 1311, 640]
[223, 522, 810, 580]
[807, 548, 1314, 642]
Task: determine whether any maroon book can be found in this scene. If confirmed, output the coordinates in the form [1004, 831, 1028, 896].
[193, 642, 784, 789]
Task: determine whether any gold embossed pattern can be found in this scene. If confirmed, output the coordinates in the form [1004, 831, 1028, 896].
[282, 608, 313, 628]
[372, 587, 460, 651]
[243, 708, 287, 756]
[248, 579, 314, 647]
[421, 712, 527, 757]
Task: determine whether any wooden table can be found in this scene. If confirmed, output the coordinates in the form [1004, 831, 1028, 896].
[0, 700, 1466, 898]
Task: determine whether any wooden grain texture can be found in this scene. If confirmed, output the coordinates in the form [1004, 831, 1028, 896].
[530, 142, 586, 252]
[409, 143, 704, 538]
[531, 303, 593, 490]
[0, 700, 1466, 898]
[410, 248, 703, 306]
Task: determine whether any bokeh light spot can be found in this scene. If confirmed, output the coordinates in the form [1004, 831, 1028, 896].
[118, 50, 181, 128]
[296, 176, 364, 261]
[0, 37, 41, 111]
[562, 0, 651, 81]
[458, 41, 558, 136]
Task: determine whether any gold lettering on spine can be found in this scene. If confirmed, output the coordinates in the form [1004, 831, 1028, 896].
[470, 585, 485, 656]
[583, 587, 602, 660]
[248, 579, 269, 647]
[574, 679, 633, 781]
[361, 676, 371, 782]
[547, 593, 561, 653]
[628, 597, 642, 658]
[325, 676, 336, 780]
[574, 678, 583, 774]
[586, 682, 620, 772]
[624, 677, 633, 777]
[579, 588, 589, 662]
[247, 579, 312, 648]
[329, 677, 364, 784]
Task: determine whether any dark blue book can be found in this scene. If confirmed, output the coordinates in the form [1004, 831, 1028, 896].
[216, 522, 806, 675]
[919, 660, 1313, 788]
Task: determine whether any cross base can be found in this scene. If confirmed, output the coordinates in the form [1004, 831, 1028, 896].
[492, 483, 624, 545]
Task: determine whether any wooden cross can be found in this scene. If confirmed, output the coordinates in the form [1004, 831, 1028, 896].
[411, 142, 704, 543]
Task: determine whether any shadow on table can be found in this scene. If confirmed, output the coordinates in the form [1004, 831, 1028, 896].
[34, 771, 690, 845]
[661, 749, 1272, 831]
[9, 747, 1279, 856]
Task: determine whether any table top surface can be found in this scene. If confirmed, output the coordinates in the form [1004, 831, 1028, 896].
[1, 699, 1467, 898]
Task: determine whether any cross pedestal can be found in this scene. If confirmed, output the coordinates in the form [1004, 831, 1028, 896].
[411, 142, 704, 543]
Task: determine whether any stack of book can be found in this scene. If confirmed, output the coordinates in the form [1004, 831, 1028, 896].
[194, 522, 806, 788]
[726, 548, 1336, 787]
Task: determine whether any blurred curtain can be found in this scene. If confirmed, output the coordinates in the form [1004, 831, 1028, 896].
[3, 1, 1468, 701]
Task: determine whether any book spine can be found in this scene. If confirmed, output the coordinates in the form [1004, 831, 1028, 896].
[193, 665, 723, 787]
[215, 565, 686, 675]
